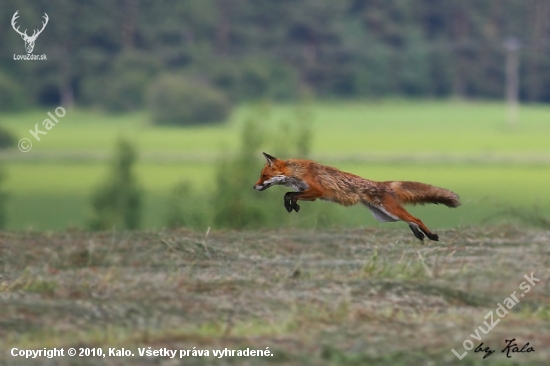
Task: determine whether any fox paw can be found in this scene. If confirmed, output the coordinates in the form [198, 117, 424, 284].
[284, 200, 292, 212]
[284, 192, 297, 213]
[283, 199, 300, 213]
[426, 232, 439, 241]
[409, 224, 425, 241]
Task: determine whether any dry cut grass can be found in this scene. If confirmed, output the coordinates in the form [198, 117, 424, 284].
[0, 226, 549, 365]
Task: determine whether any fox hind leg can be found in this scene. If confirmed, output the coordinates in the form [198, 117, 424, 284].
[409, 223, 425, 241]
[423, 228, 439, 241]
[380, 196, 439, 241]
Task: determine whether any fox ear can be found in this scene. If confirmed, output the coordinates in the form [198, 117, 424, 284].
[262, 152, 277, 166]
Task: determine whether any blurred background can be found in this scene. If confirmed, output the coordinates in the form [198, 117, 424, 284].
[0, 0, 549, 231]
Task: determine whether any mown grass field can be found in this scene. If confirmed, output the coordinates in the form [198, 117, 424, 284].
[1, 100, 549, 230]
[1, 227, 549, 365]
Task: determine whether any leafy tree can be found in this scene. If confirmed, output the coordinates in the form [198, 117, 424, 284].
[147, 73, 232, 125]
[1, 0, 550, 103]
[89, 139, 142, 230]
[211, 102, 317, 229]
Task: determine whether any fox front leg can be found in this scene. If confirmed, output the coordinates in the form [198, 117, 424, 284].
[284, 189, 323, 213]
[284, 192, 300, 213]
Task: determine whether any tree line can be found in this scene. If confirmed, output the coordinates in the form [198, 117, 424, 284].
[2, 0, 550, 112]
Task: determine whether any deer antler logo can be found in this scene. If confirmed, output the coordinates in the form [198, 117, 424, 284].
[11, 10, 49, 54]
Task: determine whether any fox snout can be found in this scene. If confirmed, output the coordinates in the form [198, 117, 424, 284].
[254, 174, 288, 191]
[254, 183, 268, 191]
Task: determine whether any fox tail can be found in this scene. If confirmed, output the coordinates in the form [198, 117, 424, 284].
[390, 181, 461, 208]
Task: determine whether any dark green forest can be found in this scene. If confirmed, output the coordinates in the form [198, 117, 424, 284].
[2, 0, 550, 112]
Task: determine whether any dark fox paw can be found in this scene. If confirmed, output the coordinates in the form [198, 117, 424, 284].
[285, 200, 294, 213]
[426, 233, 439, 241]
[284, 192, 300, 213]
[409, 224, 425, 241]
[283, 200, 300, 213]
[284, 200, 300, 213]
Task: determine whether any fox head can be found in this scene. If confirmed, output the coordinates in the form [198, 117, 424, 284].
[253, 152, 288, 191]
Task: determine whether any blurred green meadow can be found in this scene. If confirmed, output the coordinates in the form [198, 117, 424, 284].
[1, 99, 549, 231]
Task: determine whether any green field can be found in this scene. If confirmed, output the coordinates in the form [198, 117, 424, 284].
[1, 100, 549, 230]
[1, 101, 550, 365]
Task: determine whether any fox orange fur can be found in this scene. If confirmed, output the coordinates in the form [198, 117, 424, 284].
[253, 152, 460, 241]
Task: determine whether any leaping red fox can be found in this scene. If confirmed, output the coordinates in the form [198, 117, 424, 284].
[253, 152, 460, 241]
